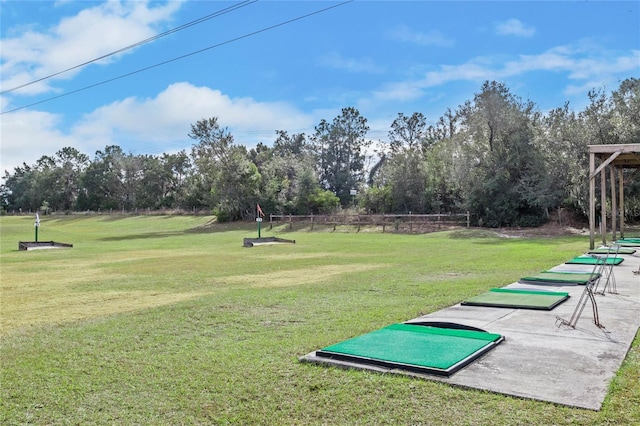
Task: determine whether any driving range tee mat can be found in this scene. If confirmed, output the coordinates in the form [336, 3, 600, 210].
[461, 288, 570, 310]
[519, 271, 600, 286]
[588, 247, 636, 255]
[565, 256, 624, 265]
[613, 238, 640, 247]
[314, 323, 503, 377]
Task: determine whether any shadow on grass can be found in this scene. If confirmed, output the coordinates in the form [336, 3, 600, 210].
[447, 229, 502, 240]
[98, 231, 184, 241]
[185, 221, 259, 234]
[97, 221, 258, 241]
[446, 228, 581, 247]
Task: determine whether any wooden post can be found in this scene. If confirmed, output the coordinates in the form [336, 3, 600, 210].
[610, 166, 617, 241]
[601, 165, 607, 246]
[619, 168, 625, 239]
[589, 152, 596, 249]
[269, 213, 273, 230]
[310, 213, 314, 231]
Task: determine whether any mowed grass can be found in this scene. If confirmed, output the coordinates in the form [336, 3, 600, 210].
[1, 215, 638, 425]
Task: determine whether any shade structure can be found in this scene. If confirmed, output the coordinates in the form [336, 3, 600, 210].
[588, 144, 640, 249]
[314, 323, 503, 377]
[565, 256, 624, 265]
[519, 271, 600, 286]
[461, 288, 570, 310]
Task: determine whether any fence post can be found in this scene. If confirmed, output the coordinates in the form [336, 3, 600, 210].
[289, 213, 293, 230]
[270, 213, 273, 230]
[310, 213, 314, 231]
[466, 211, 470, 228]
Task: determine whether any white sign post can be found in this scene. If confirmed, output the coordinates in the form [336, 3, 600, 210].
[34, 213, 41, 242]
[256, 217, 263, 238]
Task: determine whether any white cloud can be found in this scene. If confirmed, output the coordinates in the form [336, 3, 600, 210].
[73, 82, 314, 147]
[372, 80, 426, 102]
[388, 24, 454, 47]
[317, 52, 385, 74]
[495, 19, 535, 37]
[0, 110, 76, 174]
[1, 82, 316, 174]
[371, 45, 639, 102]
[0, 0, 182, 97]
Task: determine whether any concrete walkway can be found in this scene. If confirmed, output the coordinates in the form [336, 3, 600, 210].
[303, 248, 640, 410]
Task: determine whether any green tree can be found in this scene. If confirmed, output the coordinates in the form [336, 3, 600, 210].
[599, 78, 640, 220]
[257, 131, 320, 214]
[77, 146, 126, 211]
[273, 130, 308, 158]
[189, 117, 261, 220]
[534, 103, 588, 217]
[312, 107, 370, 205]
[134, 155, 165, 209]
[188, 117, 235, 209]
[159, 151, 191, 208]
[610, 77, 640, 143]
[1, 163, 37, 211]
[386, 112, 429, 213]
[50, 147, 90, 211]
[457, 81, 548, 227]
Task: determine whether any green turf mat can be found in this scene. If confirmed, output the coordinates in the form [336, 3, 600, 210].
[519, 271, 599, 285]
[588, 247, 636, 254]
[316, 323, 503, 376]
[614, 240, 640, 247]
[566, 256, 624, 265]
[461, 288, 569, 310]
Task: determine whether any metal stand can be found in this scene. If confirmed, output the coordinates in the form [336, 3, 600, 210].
[556, 257, 605, 329]
[594, 245, 618, 295]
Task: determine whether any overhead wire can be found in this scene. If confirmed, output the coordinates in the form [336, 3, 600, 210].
[1, 0, 354, 115]
[0, 0, 258, 95]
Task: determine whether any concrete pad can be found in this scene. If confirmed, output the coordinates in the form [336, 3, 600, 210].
[301, 249, 640, 410]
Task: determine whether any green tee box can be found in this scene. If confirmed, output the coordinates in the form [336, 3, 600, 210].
[614, 239, 640, 247]
[461, 288, 569, 310]
[588, 247, 636, 255]
[566, 256, 624, 265]
[316, 323, 503, 377]
[519, 271, 599, 286]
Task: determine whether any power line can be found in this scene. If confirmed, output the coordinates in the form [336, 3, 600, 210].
[1, 1, 353, 115]
[0, 0, 258, 95]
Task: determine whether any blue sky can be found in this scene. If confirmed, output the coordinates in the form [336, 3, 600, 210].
[1, 0, 638, 174]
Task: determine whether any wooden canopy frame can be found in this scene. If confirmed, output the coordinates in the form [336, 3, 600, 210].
[589, 143, 640, 249]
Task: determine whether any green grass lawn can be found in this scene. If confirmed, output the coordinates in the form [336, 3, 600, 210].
[1, 214, 638, 425]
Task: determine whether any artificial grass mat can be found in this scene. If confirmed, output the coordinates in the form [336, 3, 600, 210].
[519, 271, 599, 285]
[588, 247, 636, 255]
[461, 288, 570, 310]
[566, 256, 624, 265]
[613, 239, 640, 247]
[315, 323, 503, 376]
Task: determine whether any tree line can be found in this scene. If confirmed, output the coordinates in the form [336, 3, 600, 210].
[2, 78, 639, 227]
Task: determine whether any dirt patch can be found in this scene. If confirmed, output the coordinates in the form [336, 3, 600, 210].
[494, 222, 590, 238]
